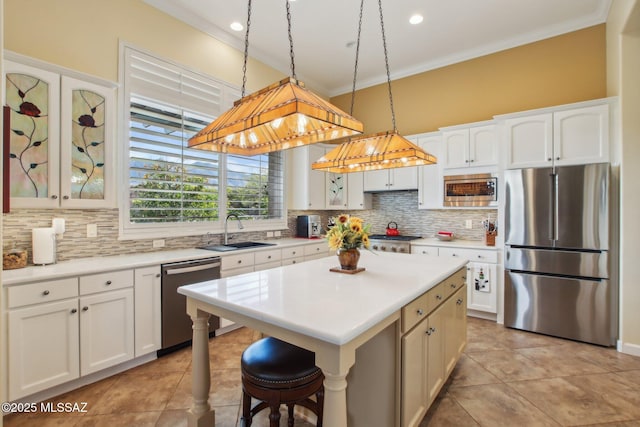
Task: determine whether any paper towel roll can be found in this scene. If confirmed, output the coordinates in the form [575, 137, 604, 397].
[32, 227, 56, 265]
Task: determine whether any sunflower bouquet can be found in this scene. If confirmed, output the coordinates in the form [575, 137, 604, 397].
[326, 214, 371, 251]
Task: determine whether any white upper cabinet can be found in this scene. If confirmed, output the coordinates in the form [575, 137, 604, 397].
[504, 103, 609, 169]
[442, 124, 498, 169]
[363, 167, 418, 192]
[4, 60, 116, 209]
[553, 104, 609, 166]
[288, 144, 327, 210]
[416, 132, 443, 210]
[346, 172, 371, 210]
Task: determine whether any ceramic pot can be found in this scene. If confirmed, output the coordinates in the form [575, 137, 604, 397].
[337, 248, 360, 270]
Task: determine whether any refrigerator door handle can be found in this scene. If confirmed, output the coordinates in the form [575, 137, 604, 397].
[552, 172, 559, 241]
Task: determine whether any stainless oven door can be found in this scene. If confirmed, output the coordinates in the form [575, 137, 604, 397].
[160, 257, 221, 354]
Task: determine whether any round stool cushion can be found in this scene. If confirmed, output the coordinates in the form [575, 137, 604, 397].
[241, 337, 320, 385]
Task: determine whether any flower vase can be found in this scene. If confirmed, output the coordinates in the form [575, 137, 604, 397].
[337, 248, 360, 270]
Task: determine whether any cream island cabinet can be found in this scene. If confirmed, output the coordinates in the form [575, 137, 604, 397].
[178, 251, 467, 427]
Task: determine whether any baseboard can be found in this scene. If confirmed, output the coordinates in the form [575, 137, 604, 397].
[466, 309, 497, 322]
[617, 340, 640, 356]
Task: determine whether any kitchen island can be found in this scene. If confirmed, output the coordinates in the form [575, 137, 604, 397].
[179, 250, 467, 427]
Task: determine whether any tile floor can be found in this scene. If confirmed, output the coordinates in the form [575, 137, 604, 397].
[4, 317, 640, 426]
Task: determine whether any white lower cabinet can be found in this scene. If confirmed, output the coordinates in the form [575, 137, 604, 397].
[401, 269, 467, 427]
[134, 265, 162, 357]
[79, 288, 134, 375]
[8, 297, 80, 400]
[7, 270, 136, 400]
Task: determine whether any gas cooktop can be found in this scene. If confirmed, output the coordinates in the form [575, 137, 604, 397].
[368, 235, 422, 241]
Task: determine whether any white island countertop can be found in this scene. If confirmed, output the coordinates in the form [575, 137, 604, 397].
[178, 250, 466, 345]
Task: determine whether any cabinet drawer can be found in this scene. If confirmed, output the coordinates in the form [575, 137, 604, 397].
[282, 256, 305, 266]
[441, 267, 467, 300]
[402, 281, 447, 333]
[303, 243, 328, 257]
[222, 252, 255, 271]
[438, 247, 498, 263]
[255, 249, 282, 265]
[80, 269, 134, 295]
[8, 278, 79, 308]
[282, 246, 304, 259]
[412, 246, 438, 256]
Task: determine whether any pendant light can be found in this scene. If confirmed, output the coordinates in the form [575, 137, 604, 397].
[312, 0, 437, 173]
[189, 0, 364, 156]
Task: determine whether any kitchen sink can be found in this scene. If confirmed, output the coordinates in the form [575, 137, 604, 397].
[199, 242, 277, 252]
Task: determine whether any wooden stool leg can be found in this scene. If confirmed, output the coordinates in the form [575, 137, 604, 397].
[316, 387, 325, 427]
[269, 402, 281, 427]
[287, 404, 295, 427]
[242, 389, 253, 427]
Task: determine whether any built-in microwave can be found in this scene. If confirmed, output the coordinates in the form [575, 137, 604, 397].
[443, 173, 498, 207]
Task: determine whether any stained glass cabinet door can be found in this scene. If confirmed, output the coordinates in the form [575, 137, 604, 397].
[4, 61, 61, 208]
[60, 76, 115, 208]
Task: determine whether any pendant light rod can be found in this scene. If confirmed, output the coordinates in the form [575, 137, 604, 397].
[241, 0, 252, 97]
[378, 0, 397, 132]
[350, 0, 365, 117]
[286, 0, 297, 80]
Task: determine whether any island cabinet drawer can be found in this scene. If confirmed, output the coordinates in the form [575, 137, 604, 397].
[402, 281, 447, 333]
[441, 267, 468, 300]
[8, 278, 79, 309]
[438, 247, 498, 264]
[255, 249, 282, 265]
[222, 253, 255, 270]
[80, 269, 134, 295]
[282, 247, 304, 259]
[413, 246, 438, 256]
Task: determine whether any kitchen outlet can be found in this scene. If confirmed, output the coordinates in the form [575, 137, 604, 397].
[465, 220, 473, 229]
[266, 231, 274, 238]
[274, 230, 282, 237]
[153, 239, 165, 248]
[87, 224, 98, 238]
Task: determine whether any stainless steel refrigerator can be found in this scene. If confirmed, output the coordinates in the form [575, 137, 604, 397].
[504, 163, 617, 346]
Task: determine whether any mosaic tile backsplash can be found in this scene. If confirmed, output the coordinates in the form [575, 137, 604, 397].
[2, 191, 496, 263]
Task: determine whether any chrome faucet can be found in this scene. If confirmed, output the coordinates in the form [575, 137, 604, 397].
[224, 213, 244, 245]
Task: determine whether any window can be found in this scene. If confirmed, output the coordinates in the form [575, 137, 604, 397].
[121, 46, 285, 238]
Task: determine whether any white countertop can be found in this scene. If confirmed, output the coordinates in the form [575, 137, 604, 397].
[1, 238, 325, 286]
[411, 237, 501, 250]
[178, 251, 467, 345]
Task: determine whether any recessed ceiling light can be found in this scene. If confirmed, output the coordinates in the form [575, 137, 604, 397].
[409, 14, 423, 25]
[230, 22, 243, 32]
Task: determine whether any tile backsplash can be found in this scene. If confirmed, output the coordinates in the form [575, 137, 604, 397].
[2, 191, 496, 263]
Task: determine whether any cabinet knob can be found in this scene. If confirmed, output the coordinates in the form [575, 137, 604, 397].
[457, 298, 464, 305]
[556, 157, 560, 161]
[51, 195, 58, 200]
[417, 308, 424, 316]
[470, 159, 474, 163]
[547, 157, 552, 161]
[436, 294, 443, 301]
[292, 251, 296, 255]
[82, 306, 89, 311]
[450, 283, 457, 289]
[156, 274, 161, 278]
[426, 328, 433, 336]
[43, 290, 50, 296]
[237, 260, 242, 264]
[63, 195, 70, 200]
[70, 308, 77, 314]
[462, 276, 467, 280]
[267, 255, 272, 259]
[452, 253, 458, 257]
[292, 260, 297, 264]
[106, 280, 112, 285]
[465, 159, 469, 163]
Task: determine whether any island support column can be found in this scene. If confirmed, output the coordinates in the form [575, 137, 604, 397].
[315, 346, 356, 427]
[187, 304, 215, 427]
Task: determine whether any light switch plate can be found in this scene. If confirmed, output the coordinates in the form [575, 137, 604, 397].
[87, 224, 98, 238]
[153, 239, 165, 248]
[465, 220, 473, 229]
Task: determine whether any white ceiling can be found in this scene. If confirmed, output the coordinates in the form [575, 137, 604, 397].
[143, 0, 611, 97]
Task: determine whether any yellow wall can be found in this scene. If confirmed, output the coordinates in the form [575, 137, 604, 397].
[607, 0, 640, 354]
[331, 25, 606, 135]
[3, 0, 283, 91]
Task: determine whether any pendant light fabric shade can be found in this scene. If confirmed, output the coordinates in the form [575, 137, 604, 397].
[311, 131, 437, 173]
[188, 77, 363, 155]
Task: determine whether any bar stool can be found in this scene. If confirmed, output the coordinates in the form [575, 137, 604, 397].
[241, 337, 324, 427]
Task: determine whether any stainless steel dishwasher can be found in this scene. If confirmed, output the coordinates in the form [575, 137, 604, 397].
[160, 257, 221, 355]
